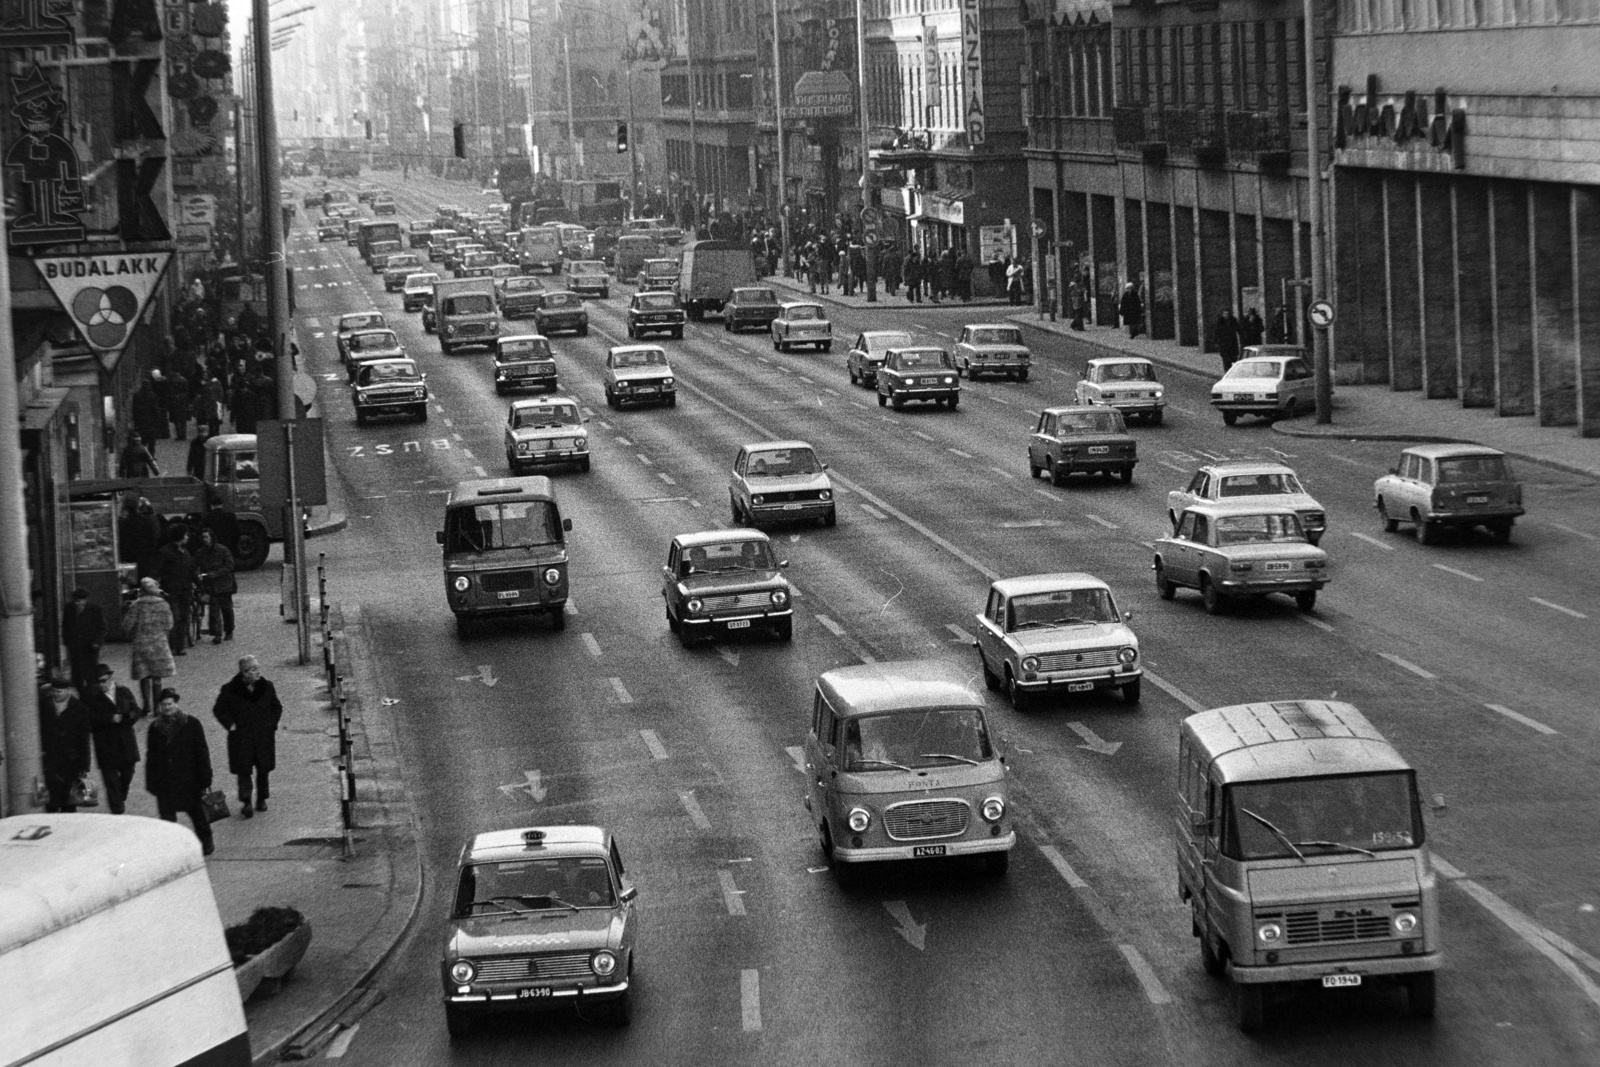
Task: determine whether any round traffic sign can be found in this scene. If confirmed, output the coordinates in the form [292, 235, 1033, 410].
[1309, 300, 1335, 329]
[863, 231, 880, 247]
[1032, 221, 1046, 238]
[859, 207, 880, 226]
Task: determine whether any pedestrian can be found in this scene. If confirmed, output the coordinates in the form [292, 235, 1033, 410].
[38, 673, 93, 813]
[84, 663, 143, 814]
[850, 242, 868, 297]
[881, 244, 902, 296]
[1005, 257, 1026, 306]
[154, 528, 195, 656]
[187, 429, 210, 480]
[202, 489, 242, 559]
[123, 577, 176, 714]
[955, 248, 974, 301]
[937, 247, 956, 303]
[164, 365, 190, 441]
[1241, 307, 1266, 349]
[1068, 278, 1087, 331]
[194, 529, 236, 644]
[120, 496, 162, 578]
[211, 655, 283, 819]
[191, 382, 218, 440]
[1215, 310, 1241, 371]
[231, 374, 261, 434]
[131, 373, 166, 444]
[117, 432, 160, 478]
[61, 587, 107, 693]
[145, 688, 215, 855]
[1119, 282, 1146, 338]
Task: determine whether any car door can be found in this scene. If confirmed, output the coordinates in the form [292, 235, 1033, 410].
[1167, 511, 1204, 584]
[1028, 413, 1057, 468]
[1172, 470, 1208, 522]
[730, 449, 750, 512]
[1392, 452, 1423, 514]
[1284, 358, 1314, 407]
[804, 692, 840, 830]
[973, 586, 1006, 676]
[661, 542, 682, 609]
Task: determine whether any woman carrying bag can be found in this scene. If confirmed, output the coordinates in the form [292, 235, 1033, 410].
[123, 577, 176, 714]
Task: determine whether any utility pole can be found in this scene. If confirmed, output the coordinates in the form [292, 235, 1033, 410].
[626, 63, 639, 216]
[855, 0, 876, 301]
[769, 0, 790, 273]
[562, 27, 578, 179]
[1303, 0, 1332, 424]
[686, 0, 698, 229]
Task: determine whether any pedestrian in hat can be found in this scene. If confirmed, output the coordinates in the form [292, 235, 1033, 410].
[123, 577, 176, 714]
[84, 663, 143, 814]
[61, 587, 106, 693]
[38, 674, 92, 813]
[212, 655, 282, 818]
[117, 432, 160, 479]
[145, 688, 215, 855]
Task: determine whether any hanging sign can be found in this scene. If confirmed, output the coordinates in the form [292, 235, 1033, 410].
[960, 0, 985, 145]
[35, 252, 173, 356]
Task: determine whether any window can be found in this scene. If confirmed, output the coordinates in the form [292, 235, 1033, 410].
[1218, 472, 1304, 497]
[1176, 512, 1198, 541]
[842, 708, 994, 771]
[444, 500, 560, 552]
[1214, 512, 1306, 544]
[1191, 514, 1210, 544]
[512, 404, 578, 429]
[1223, 773, 1423, 861]
[746, 448, 819, 477]
[1007, 587, 1118, 629]
[1437, 454, 1510, 483]
[455, 856, 616, 915]
[1187, 471, 1209, 495]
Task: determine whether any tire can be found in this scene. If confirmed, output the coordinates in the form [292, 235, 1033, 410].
[723, 316, 732, 331]
[354, 410, 366, 426]
[732, 496, 742, 523]
[1119, 466, 1133, 485]
[1295, 590, 1317, 612]
[666, 606, 680, 633]
[606, 389, 618, 409]
[600, 288, 609, 300]
[1491, 521, 1513, 544]
[577, 324, 588, 336]
[979, 651, 999, 690]
[1222, 412, 1238, 426]
[1149, 409, 1162, 425]
[441, 342, 453, 356]
[665, 394, 677, 408]
[1155, 562, 1176, 601]
[1416, 518, 1438, 546]
[235, 522, 271, 571]
[948, 395, 959, 411]
[1407, 972, 1437, 1019]
[878, 393, 887, 407]
[626, 326, 635, 339]
[891, 396, 905, 411]
[678, 625, 699, 649]
[773, 617, 793, 642]
[1005, 668, 1028, 711]
[1018, 368, 1029, 382]
[821, 342, 832, 353]
[454, 614, 472, 639]
[593, 991, 631, 1027]
[984, 850, 1010, 877]
[1122, 678, 1142, 705]
[849, 367, 859, 385]
[1201, 576, 1226, 615]
[1050, 461, 1067, 488]
[549, 606, 567, 631]
[672, 328, 683, 339]
[823, 507, 837, 527]
[1199, 930, 1226, 977]
[1029, 459, 1042, 479]
[1379, 499, 1399, 533]
[445, 1005, 474, 1040]
[416, 405, 428, 422]
[1234, 983, 1266, 1033]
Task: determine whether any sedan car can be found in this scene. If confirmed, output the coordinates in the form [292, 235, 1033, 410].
[877, 347, 960, 410]
[497, 275, 544, 319]
[381, 252, 423, 289]
[533, 290, 589, 337]
[455, 251, 499, 279]
[1027, 405, 1136, 484]
[335, 311, 389, 361]
[729, 440, 834, 527]
[372, 195, 397, 216]
[1211, 346, 1314, 424]
[722, 286, 782, 332]
[351, 357, 428, 424]
[954, 324, 1031, 381]
[603, 345, 675, 409]
[343, 328, 407, 380]
[634, 258, 680, 291]
[562, 260, 610, 298]
[504, 394, 589, 473]
[302, 190, 323, 209]
[1074, 357, 1166, 424]
[770, 302, 832, 353]
[441, 825, 636, 1038]
[408, 220, 435, 248]
[846, 330, 912, 388]
[972, 573, 1141, 708]
[493, 334, 558, 395]
[402, 272, 441, 312]
[317, 218, 344, 241]
[1373, 444, 1524, 544]
[1153, 503, 1329, 614]
[356, 183, 378, 203]
[661, 530, 792, 646]
[1168, 461, 1326, 544]
[626, 291, 685, 340]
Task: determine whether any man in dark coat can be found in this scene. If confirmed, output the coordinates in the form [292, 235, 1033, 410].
[84, 663, 143, 814]
[61, 587, 107, 693]
[1241, 307, 1266, 348]
[904, 251, 922, 303]
[193, 529, 237, 643]
[131, 375, 166, 444]
[1119, 283, 1146, 338]
[955, 249, 974, 301]
[39, 674, 93, 812]
[202, 491, 242, 558]
[231, 375, 262, 434]
[212, 655, 283, 818]
[117, 432, 160, 479]
[1215, 310, 1242, 372]
[146, 687, 215, 854]
[153, 528, 195, 656]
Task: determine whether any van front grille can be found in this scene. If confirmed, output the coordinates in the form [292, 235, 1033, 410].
[479, 570, 537, 593]
[1275, 909, 1396, 945]
[884, 799, 970, 841]
[1035, 648, 1121, 672]
[474, 952, 591, 982]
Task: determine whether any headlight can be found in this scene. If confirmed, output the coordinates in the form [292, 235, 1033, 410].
[662, 377, 674, 386]
[517, 442, 531, 454]
[847, 807, 871, 832]
[543, 568, 562, 586]
[414, 388, 425, 398]
[1118, 647, 1138, 664]
[452, 576, 470, 592]
[981, 796, 1006, 822]
[1020, 656, 1039, 673]
[1152, 386, 1165, 397]
[686, 598, 703, 614]
[590, 950, 617, 977]
[449, 960, 476, 983]
[770, 589, 788, 606]
[1393, 912, 1418, 934]
[818, 489, 832, 501]
[943, 376, 955, 385]
[443, 325, 455, 335]
[1257, 923, 1283, 945]
[751, 494, 764, 505]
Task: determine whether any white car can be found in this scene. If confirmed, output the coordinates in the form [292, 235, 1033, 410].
[972, 573, 1140, 708]
[1166, 461, 1326, 544]
[728, 440, 835, 527]
[504, 394, 590, 474]
[603, 345, 675, 409]
[402, 272, 440, 312]
[1210, 346, 1315, 424]
[1074, 357, 1166, 424]
[953, 324, 1031, 381]
[770, 302, 833, 352]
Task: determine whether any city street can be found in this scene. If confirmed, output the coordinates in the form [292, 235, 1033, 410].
[285, 174, 1600, 1065]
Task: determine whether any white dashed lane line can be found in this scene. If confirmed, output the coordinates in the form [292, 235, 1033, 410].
[718, 870, 748, 916]
[989, 466, 1016, 480]
[858, 503, 887, 520]
[1529, 597, 1588, 619]
[1485, 704, 1559, 735]
[580, 633, 602, 658]
[945, 623, 974, 643]
[1298, 615, 1336, 633]
[640, 729, 670, 759]
[1039, 845, 1089, 888]
[816, 615, 846, 637]
[1379, 653, 1437, 680]
[741, 970, 763, 1032]
[910, 430, 936, 443]
[636, 453, 653, 465]
[472, 466, 487, 478]
[947, 448, 974, 459]
[1432, 563, 1484, 582]
[1550, 522, 1599, 543]
[678, 791, 713, 830]
[1084, 514, 1119, 530]
[658, 472, 677, 485]
[1348, 531, 1396, 551]
[608, 677, 634, 704]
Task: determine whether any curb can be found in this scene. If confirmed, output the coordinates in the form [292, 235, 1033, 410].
[306, 513, 348, 539]
[1270, 421, 1600, 481]
[766, 276, 1012, 312]
[1005, 314, 1221, 381]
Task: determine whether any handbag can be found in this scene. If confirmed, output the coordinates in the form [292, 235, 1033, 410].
[201, 789, 232, 824]
[69, 776, 100, 807]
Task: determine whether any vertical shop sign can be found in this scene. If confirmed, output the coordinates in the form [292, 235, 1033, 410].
[960, 0, 984, 145]
[3, 62, 87, 247]
[923, 25, 939, 101]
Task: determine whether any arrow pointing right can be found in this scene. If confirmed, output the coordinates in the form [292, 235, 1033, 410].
[1067, 722, 1122, 756]
[883, 900, 926, 951]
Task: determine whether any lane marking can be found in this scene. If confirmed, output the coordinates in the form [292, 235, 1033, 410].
[1298, 615, 1336, 633]
[1084, 514, 1118, 530]
[1529, 597, 1588, 619]
[1117, 945, 1174, 1005]
[1158, 460, 1191, 475]
[636, 453, 653, 466]
[1166, 402, 1195, 415]
[323, 1022, 360, 1058]
[816, 615, 846, 637]
[859, 503, 888, 520]
[740, 969, 762, 1032]
[451, 432, 463, 441]
[1034, 488, 1057, 501]
[945, 623, 975, 644]
[472, 465, 487, 478]
[989, 466, 1017, 480]
[1550, 522, 1599, 543]
[1484, 704, 1558, 736]
[640, 729, 670, 759]
[1143, 669, 1207, 713]
[658, 472, 678, 485]
[947, 448, 975, 459]
[1432, 563, 1484, 582]
[608, 677, 634, 703]
[580, 632, 602, 658]
[786, 745, 807, 773]
[1379, 652, 1436, 680]
[910, 430, 936, 443]
[615, 435, 632, 446]
[797, 374, 815, 384]
[1349, 531, 1396, 551]
[718, 870, 748, 916]
[678, 790, 713, 830]
[1039, 844, 1089, 888]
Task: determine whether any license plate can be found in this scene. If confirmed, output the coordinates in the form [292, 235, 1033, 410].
[783, 503, 803, 510]
[637, 387, 658, 394]
[1088, 446, 1109, 454]
[1067, 681, 1095, 692]
[517, 987, 552, 999]
[725, 619, 751, 629]
[1264, 562, 1292, 572]
[912, 845, 947, 858]
[1232, 393, 1251, 401]
[1322, 974, 1362, 988]
[1466, 495, 1488, 504]
[496, 590, 521, 599]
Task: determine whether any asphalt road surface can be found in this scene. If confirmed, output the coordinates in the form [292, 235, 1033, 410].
[282, 175, 1600, 1066]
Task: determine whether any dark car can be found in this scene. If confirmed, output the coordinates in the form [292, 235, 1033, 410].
[626, 291, 686, 340]
[497, 275, 545, 319]
[1026, 405, 1137, 485]
[533, 290, 589, 337]
[722, 286, 782, 333]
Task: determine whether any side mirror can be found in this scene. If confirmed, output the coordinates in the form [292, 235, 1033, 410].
[435, 531, 445, 544]
[619, 884, 637, 903]
[779, 559, 789, 569]
[1124, 611, 1134, 621]
[1388, 467, 1399, 475]
[1188, 812, 1210, 832]
[583, 416, 591, 424]
[562, 518, 573, 532]
[821, 463, 830, 470]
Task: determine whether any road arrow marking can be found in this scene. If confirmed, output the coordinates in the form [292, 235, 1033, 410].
[717, 647, 741, 667]
[883, 901, 927, 950]
[497, 770, 548, 801]
[945, 623, 975, 644]
[785, 745, 807, 772]
[1067, 721, 1121, 755]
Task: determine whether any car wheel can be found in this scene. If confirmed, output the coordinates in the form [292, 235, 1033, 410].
[1378, 499, 1399, 533]
[1490, 520, 1514, 544]
[1407, 972, 1437, 1019]
[416, 405, 428, 423]
[593, 990, 631, 1027]
[731, 496, 743, 524]
[578, 325, 588, 336]
[1416, 517, 1439, 545]
[354, 409, 366, 426]
[1295, 590, 1317, 612]
[579, 456, 590, 472]
[445, 1005, 474, 1040]
[1005, 668, 1028, 711]
[1119, 466, 1133, 485]
[1155, 562, 1176, 600]
[978, 650, 999, 689]
[773, 617, 793, 642]
[1307, 531, 1323, 545]
[605, 388, 618, 409]
[891, 396, 905, 411]
[823, 507, 837, 527]
[1122, 678, 1142, 705]
[1234, 983, 1266, 1033]
[1029, 458, 1042, 478]
[1018, 368, 1029, 382]
[1148, 409, 1162, 425]
[454, 614, 473, 639]
[984, 850, 1010, 877]
[494, 384, 506, 396]
[1049, 461, 1067, 488]
[821, 342, 832, 353]
[665, 394, 676, 408]
[1222, 412, 1238, 426]
[723, 316, 732, 331]
[601, 289, 609, 300]
[948, 395, 959, 411]
[678, 625, 699, 649]
[235, 521, 271, 571]
[1199, 929, 1226, 978]
[1201, 576, 1226, 615]
[878, 393, 887, 407]
[626, 326, 635, 339]
[672, 328, 684, 339]
[549, 606, 567, 631]
[849, 367, 859, 385]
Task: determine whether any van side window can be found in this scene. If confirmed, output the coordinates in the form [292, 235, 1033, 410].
[1205, 778, 1220, 842]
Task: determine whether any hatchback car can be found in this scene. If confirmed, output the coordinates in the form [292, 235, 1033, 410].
[771, 302, 833, 352]
[954, 324, 1031, 381]
[634, 258, 680, 291]
[496, 275, 545, 319]
[351, 358, 428, 424]
[441, 825, 636, 1037]
[972, 573, 1140, 708]
[1168, 461, 1326, 544]
[604, 345, 676, 409]
[335, 311, 390, 361]
[877, 347, 960, 410]
[1211, 346, 1314, 424]
[627, 291, 686, 340]
[846, 330, 913, 388]
[493, 334, 557, 395]
[504, 395, 589, 473]
[381, 253, 423, 290]
[723, 286, 782, 332]
[1154, 504, 1329, 613]
[1075, 357, 1166, 424]
[661, 530, 792, 645]
[563, 260, 610, 298]
[402, 272, 441, 313]
[1373, 444, 1524, 544]
[534, 290, 589, 337]
[729, 441, 834, 527]
[1027, 405, 1136, 484]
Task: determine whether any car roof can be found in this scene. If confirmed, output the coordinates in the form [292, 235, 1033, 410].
[498, 333, 549, 345]
[859, 330, 913, 343]
[962, 322, 1019, 332]
[339, 312, 384, 326]
[446, 475, 557, 504]
[733, 287, 776, 297]
[673, 529, 773, 550]
[1183, 701, 1411, 783]
[1398, 443, 1506, 460]
[817, 660, 981, 717]
[350, 328, 397, 339]
[404, 273, 439, 284]
[1197, 460, 1296, 476]
[1086, 356, 1154, 366]
[1042, 404, 1120, 416]
[744, 439, 814, 454]
[1239, 345, 1306, 360]
[780, 301, 825, 311]
[542, 289, 580, 298]
[359, 357, 416, 370]
[609, 344, 666, 355]
[462, 825, 610, 864]
[509, 394, 578, 410]
[991, 572, 1111, 597]
[887, 346, 948, 355]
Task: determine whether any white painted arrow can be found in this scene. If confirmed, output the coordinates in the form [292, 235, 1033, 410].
[717, 647, 740, 667]
[883, 901, 926, 950]
[475, 665, 499, 687]
[1067, 722, 1121, 756]
[498, 770, 548, 802]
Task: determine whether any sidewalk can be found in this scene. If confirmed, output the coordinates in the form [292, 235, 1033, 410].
[1007, 312, 1600, 482]
[764, 272, 1014, 312]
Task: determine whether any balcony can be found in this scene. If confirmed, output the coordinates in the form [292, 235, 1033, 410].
[1111, 105, 1293, 170]
[1027, 115, 1115, 156]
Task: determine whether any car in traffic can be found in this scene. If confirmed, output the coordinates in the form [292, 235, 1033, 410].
[504, 394, 589, 473]
[846, 330, 913, 389]
[877, 347, 960, 410]
[953, 324, 1031, 381]
[1211, 346, 1315, 424]
[356, 182, 379, 204]
[1372, 443, 1524, 544]
[441, 825, 636, 1037]
[1154, 503, 1329, 614]
[603, 345, 675, 409]
[316, 217, 344, 241]
[408, 220, 435, 248]
[438, 476, 572, 634]
[770, 302, 832, 352]
[660, 529, 792, 646]
[426, 230, 456, 261]
[302, 190, 323, 209]
[532, 290, 589, 337]
[381, 252, 423, 289]
[351, 357, 428, 424]
[625, 291, 685, 340]
[729, 440, 835, 527]
[1168, 461, 1326, 544]
[455, 250, 499, 279]
[334, 311, 388, 362]
[972, 573, 1141, 708]
[402, 272, 441, 313]
[492, 334, 558, 395]
[722, 286, 782, 332]
[372, 194, 397, 216]
[342, 328, 407, 381]
[1074, 357, 1166, 424]
[633, 258, 680, 291]
[496, 275, 544, 319]
[344, 217, 363, 245]
[562, 260, 610, 298]
[434, 280, 500, 355]
[1026, 404, 1137, 485]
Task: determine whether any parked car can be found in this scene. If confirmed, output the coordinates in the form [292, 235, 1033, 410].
[953, 324, 1031, 381]
[722, 286, 782, 332]
[972, 573, 1141, 708]
[1211, 346, 1314, 424]
[633, 258, 680, 291]
[660, 530, 792, 646]
[532, 290, 589, 337]
[770, 302, 832, 352]
[729, 440, 834, 527]
[351, 358, 428, 424]
[493, 334, 558, 395]
[402, 272, 441, 313]
[1027, 405, 1137, 485]
[1153, 504, 1329, 614]
[381, 253, 424, 290]
[1074, 357, 1166, 424]
[1168, 461, 1326, 544]
[497, 275, 545, 319]
[335, 311, 388, 362]
[626, 291, 685, 340]
[846, 330, 912, 389]
[876, 347, 960, 410]
[603, 345, 676, 409]
[1373, 444, 1524, 544]
[562, 259, 610, 298]
[504, 394, 589, 473]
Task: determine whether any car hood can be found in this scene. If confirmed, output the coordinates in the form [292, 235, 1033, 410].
[834, 760, 1003, 796]
[448, 910, 621, 957]
[746, 473, 830, 494]
[1003, 622, 1134, 655]
[612, 366, 672, 382]
[677, 570, 787, 596]
[510, 425, 586, 443]
[1246, 857, 1421, 908]
[1214, 376, 1283, 392]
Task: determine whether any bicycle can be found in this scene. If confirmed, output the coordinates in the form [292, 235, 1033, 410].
[187, 581, 210, 647]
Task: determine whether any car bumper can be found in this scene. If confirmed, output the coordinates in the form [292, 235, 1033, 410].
[403, 297, 429, 311]
[883, 386, 959, 400]
[834, 831, 1016, 863]
[540, 317, 587, 333]
[570, 284, 608, 296]
[356, 397, 426, 412]
[451, 594, 566, 617]
[1424, 507, 1524, 525]
[681, 607, 792, 633]
[1100, 398, 1166, 415]
[1229, 952, 1440, 985]
[750, 501, 831, 521]
[512, 450, 587, 468]
[1215, 577, 1327, 594]
[446, 978, 630, 1008]
[1212, 398, 1287, 413]
[501, 302, 540, 317]
[730, 315, 778, 328]
[1016, 667, 1141, 693]
[630, 318, 684, 333]
[967, 359, 1029, 372]
[613, 386, 674, 404]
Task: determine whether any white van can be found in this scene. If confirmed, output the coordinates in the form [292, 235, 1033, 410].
[0, 815, 250, 1067]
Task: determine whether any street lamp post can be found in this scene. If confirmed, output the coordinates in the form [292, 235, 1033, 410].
[562, 26, 578, 178]
[1303, 0, 1332, 424]
[769, 0, 790, 273]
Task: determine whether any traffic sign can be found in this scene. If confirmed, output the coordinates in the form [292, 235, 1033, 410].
[1032, 220, 1046, 238]
[863, 231, 880, 247]
[859, 207, 880, 226]
[1309, 300, 1335, 329]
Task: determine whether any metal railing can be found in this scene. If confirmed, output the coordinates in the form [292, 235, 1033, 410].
[1109, 105, 1293, 167]
[317, 552, 357, 857]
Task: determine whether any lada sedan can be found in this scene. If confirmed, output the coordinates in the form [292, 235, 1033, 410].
[356, 183, 378, 203]
[1373, 443, 1524, 544]
[493, 334, 557, 395]
[317, 218, 344, 241]
[381, 253, 423, 289]
[626, 291, 686, 340]
[1074, 357, 1166, 424]
[634, 258, 680, 291]
[455, 251, 499, 279]
[661, 530, 792, 646]
[972, 573, 1141, 708]
[603, 345, 676, 409]
[1154, 504, 1329, 613]
[403, 272, 441, 312]
[722, 286, 782, 332]
[496, 275, 544, 319]
[877, 347, 960, 410]
[846, 330, 912, 388]
[408, 220, 435, 248]
[533, 291, 589, 337]
[1168, 461, 1326, 544]
[954, 324, 1031, 381]
[1027, 405, 1137, 484]
[563, 260, 610, 298]
[504, 395, 589, 473]
[372, 195, 397, 216]
[335, 311, 388, 361]
[1211, 346, 1314, 424]
[441, 826, 636, 1037]
[771, 302, 833, 352]
[351, 358, 428, 424]
[729, 440, 834, 527]
[342, 328, 405, 380]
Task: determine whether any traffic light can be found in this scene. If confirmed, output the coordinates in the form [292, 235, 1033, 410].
[615, 123, 627, 153]
[453, 123, 466, 159]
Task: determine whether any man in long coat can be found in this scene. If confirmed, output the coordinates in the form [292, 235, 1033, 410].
[146, 687, 215, 854]
[212, 655, 283, 818]
[84, 663, 143, 814]
[39, 675, 92, 813]
[61, 587, 106, 693]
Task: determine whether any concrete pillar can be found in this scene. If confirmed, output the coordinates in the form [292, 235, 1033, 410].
[1530, 182, 1577, 426]
[1199, 207, 1232, 348]
[1175, 204, 1199, 346]
[1418, 175, 1457, 399]
[1491, 179, 1534, 416]
[1576, 185, 1600, 437]
[1455, 178, 1496, 407]
[1385, 174, 1422, 390]
[1148, 199, 1175, 340]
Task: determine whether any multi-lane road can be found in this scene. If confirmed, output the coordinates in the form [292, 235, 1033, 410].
[283, 175, 1600, 1065]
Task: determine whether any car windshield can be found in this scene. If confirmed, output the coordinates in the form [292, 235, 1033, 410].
[864, 332, 913, 352]
[1007, 587, 1118, 630]
[405, 274, 439, 288]
[1226, 360, 1282, 379]
[1436, 454, 1510, 483]
[645, 261, 676, 275]
[892, 349, 950, 368]
[1214, 512, 1306, 544]
[454, 856, 615, 915]
[348, 331, 398, 351]
[385, 255, 419, 269]
[1225, 772, 1422, 861]
[499, 339, 551, 359]
[968, 328, 1021, 345]
[681, 539, 776, 574]
[360, 361, 418, 382]
[843, 708, 994, 771]
[1057, 411, 1123, 434]
[341, 315, 383, 331]
[464, 253, 495, 266]
[613, 349, 668, 368]
[786, 306, 824, 321]
[504, 278, 540, 292]
[1095, 362, 1156, 382]
[513, 404, 580, 429]
[444, 500, 561, 552]
[571, 261, 605, 272]
[1217, 472, 1304, 497]
[638, 293, 677, 309]
[746, 448, 819, 478]
[737, 289, 777, 303]
[444, 294, 493, 315]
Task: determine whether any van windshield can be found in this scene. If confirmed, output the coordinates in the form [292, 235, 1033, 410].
[445, 294, 493, 315]
[843, 708, 993, 771]
[444, 500, 560, 552]
[1224, 772, 1423, 860]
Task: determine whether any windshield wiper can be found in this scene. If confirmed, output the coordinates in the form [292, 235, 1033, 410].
[852, 758, 912, 772]
[1295, 839, 1377, 858]
[536, 894, 580, 912]
[917, 752, 980, 766]
[478, 896, 534, 915]
[1241, 808, 1306, 862]
[1009, 621, 1054, 631]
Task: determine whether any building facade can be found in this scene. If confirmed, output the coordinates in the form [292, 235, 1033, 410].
[661, 0, 760, 220]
